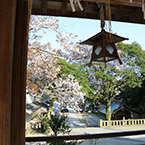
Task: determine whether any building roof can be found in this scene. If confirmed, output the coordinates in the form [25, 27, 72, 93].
[98, 102, 121, 114]
[26, 102, 46, 114]
[32, 0, 145, 25]
[98, 100, 139, 115]
[112, 104, 140, 114]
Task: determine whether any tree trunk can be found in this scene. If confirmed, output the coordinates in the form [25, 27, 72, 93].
[83, 99, 86, 113]
[106, 100, 111, 121]
[47, 99, 55, 119]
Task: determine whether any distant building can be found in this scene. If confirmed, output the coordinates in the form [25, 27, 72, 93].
[26, 102, 47, 124]
[98, 100, 139, 120]
[26, 92, 61, 126]
[26, 94, 47, 126]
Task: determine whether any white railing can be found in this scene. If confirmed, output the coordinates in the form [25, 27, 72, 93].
[99, 118, 145, 127]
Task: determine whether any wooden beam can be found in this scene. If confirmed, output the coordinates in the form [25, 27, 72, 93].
[11, 0, 29, 145]
[82, 1, 89, 16]
[130, 8, 142, 21]
[81, 0, 142, 8]
[0, 0, 17, 145]
[62, 0, 68, 15]
[26, 130, 145, 142]
[114, 6, 123, 19]
[32, 7, 145, 24]
[42, 0, 47, 14]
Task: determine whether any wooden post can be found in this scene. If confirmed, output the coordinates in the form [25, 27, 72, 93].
[11, 0, 29, 145]
[128, 119, 130, 126]
[0, 0, 17, 145]
[99, 119, 103, 127]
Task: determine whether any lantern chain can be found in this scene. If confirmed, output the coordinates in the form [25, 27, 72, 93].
[97, 3, 105, 30]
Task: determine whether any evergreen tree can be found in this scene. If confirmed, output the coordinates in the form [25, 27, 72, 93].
[57, 58, 95, 101]
[116, 42, 145, 116]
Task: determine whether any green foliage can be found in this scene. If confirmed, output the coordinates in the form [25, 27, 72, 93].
[48, 113, 71, 136]
[89, 65, 122, 120]
[116, 42, 145, 116]
[120, 69, 142, 91]
[34, 113, 71, 136]
[117, 42, 145, 76]
[35, 114, 49, 133]
[55, 42, 145, 119]
[57, 58, 95, 100]
[91, 62, 142, 120]
[118, 80, 145, 117]
[94, 65, 121, 101]
[117, 42, 142, 57]
[34, 113, 79, 145]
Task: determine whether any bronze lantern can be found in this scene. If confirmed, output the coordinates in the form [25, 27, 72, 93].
[80, 29, 128, 66]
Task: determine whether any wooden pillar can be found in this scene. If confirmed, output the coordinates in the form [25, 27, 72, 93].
[0, 0, 30, 144]
[0, 0, 17, 145]
[11, 0, 29, 145]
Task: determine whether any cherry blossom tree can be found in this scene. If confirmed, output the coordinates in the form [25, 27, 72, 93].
[54, 32, 92, 64]
[47, 75, 85, 116]
[27, 16, 61, 95]
[29, 15, 92, 65]
[29, 16, 59, 42]
[27, 44, 61, 95]
[27, 15, 87, 110]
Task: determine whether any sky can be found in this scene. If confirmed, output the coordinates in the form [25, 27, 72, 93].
[42, 16, 145, 50]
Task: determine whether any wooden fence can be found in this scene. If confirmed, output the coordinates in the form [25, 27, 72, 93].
[99, 118, 145, 127]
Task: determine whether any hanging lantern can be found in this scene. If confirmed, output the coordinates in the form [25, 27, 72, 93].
[80, 29, 128, 66]
[80, 2, 129, 66]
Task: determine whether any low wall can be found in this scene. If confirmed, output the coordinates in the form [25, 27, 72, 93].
[99, 118, 145, 127]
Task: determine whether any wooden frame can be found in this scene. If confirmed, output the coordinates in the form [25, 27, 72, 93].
[26, 130, 145, 142]
[0, 0, 29, 145]
[0, 1, 17, 145]
[11, 0, 29, 145]
[0, 0, 145, 145]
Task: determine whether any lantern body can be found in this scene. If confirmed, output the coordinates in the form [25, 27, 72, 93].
[80, 29, 128, 65]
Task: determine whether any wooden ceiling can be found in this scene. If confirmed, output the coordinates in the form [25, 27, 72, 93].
[32, 0, 145, 24]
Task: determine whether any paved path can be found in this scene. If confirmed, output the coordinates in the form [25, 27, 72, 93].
[67, 112, 86, 128]
[70, 127, 145, 145]
[81, 113, 102, 127]
[66, 110, 145, 145]
[66, 109, 104, 127]
[81, 137, 145, 145]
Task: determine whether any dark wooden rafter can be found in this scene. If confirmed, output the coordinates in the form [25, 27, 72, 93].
[82, 1, 89, 16]
[33, 0, 143, 8]
[114, 6, 124, 19]
[62, 0, 68, 15]
[81, 0, 142, 8]
[42, 0, 47, 14]
[32, 0, 145, 24]
[130, 7, 142, 21]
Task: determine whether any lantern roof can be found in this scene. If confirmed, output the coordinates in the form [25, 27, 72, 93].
[80, 29, 129, 45]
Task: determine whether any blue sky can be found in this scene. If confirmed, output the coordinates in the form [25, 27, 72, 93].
[42, 16, 145, 50]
